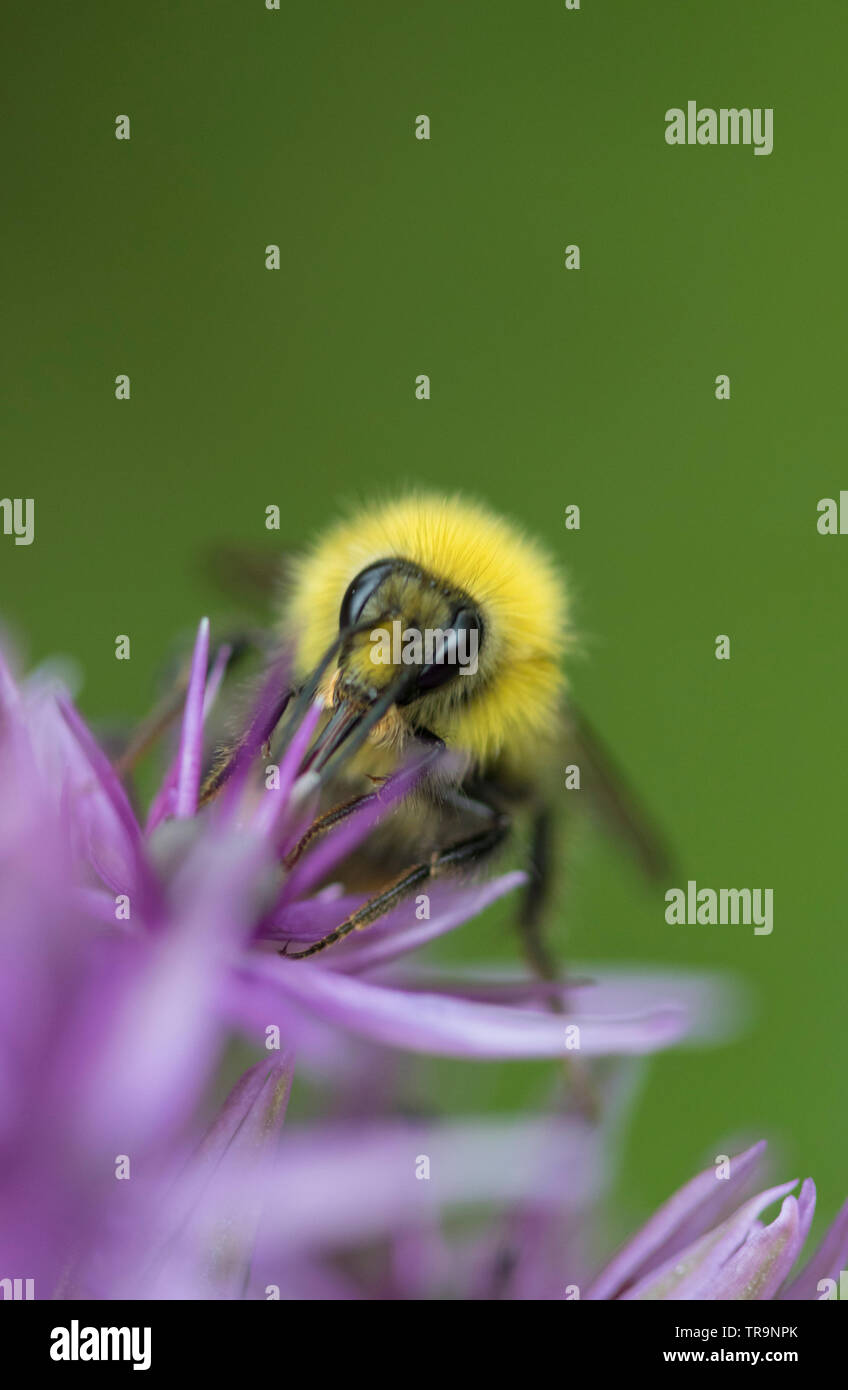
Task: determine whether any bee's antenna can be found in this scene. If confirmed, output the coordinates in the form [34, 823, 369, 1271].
[278, 635, 341, 737]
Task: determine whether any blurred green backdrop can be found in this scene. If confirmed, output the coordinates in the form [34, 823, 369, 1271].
[2, 0, 847, 1253]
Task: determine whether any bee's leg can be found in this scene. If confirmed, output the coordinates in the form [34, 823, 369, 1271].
[519, 806, 599, 1122]
[282, 791, 380, 867]
[283, 733, 446, 866]
[455, 785, 562, 987]
[518, 805, 559, 985]
[198, 684, 293, 807]
[280, 811, 510, 959]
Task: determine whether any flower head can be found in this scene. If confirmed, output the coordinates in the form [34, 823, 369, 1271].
[0, 622, 741, 1297]
[0, 621, 732, 1066]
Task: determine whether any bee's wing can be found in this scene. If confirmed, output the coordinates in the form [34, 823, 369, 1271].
[565, 700, 675, 883]
[202, 542, 293, 613]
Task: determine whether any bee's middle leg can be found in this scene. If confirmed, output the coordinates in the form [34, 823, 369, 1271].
[280, 810, 510, 960]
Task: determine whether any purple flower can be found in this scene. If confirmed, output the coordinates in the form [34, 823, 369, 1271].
[230, 1124, 848, 1302]
[0, 621, 733, 1066]
[584, 1141, 848, 1301]
[0, 621, 743, 1297]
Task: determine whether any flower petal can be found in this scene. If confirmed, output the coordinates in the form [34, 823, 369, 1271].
[68, 829, 271, 1155]
[227, 956, 691, 1059]
[379, 963, 736, 1056]
[174, 618, 210, 819]
[585, 1141, 768, 1299]
[780, 1196, 848, 1300]
[146, 637, 231, 834]
[619, 1178, 800, 1300]
[56, 694, 159, 912]
[278, 750, 431, 904]
[214, 651, 293, 822]
[251, 700, 324, 842]
[695, 1193, 804, 1300]
[261, 889, 368, 943]
[292, 873, 526, 970]
[247, 1116, 602, 1251]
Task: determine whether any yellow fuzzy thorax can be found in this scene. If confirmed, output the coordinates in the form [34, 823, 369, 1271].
[282, 494, 570, 773]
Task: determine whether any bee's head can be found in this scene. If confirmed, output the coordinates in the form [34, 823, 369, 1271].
[285, 494, 568, 774]
[304, 559, 484, 770]
[337, 559, 483, 705]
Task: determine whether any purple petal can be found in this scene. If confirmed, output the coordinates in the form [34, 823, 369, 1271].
[278, 751, 430, 905]
[265, 874, 525, 959]
[261, 889, 368, 943]
[374, 968, 581, 1006]
[203, 640, 233, 711]
[378, 963, 735, 1057]
[57, 695, 159, 914]
[246, 1255, 366, 1301]
[145, 777, 177, 835]
[251, 699, 324, 842]
[793, 1177, 817, 1261]
[58, 696, 140, 849]
[562, 966, 749, 1045]
[73, 886, 137, 928]
[394, 965, 742, 1044]
[695, 1193, 804, 1300]
[85, 1058, 296, 1300]
[191, 1056, 294, 1174]
[247, 1117, 602, 1251]
[586, 1141, 768, 1299]
[0, 646, 20, 713]
[147, 638, 231, 834]
[780, 1196, 848, 1299]
[174, 618, 210, 819]
[154, 1057, 297, 1298]
[619, 1178, 800, 1300]
[66, 830, 270, 1155]
[215, 652, 292, 822]
[228, 956, 690, 1059]
[322, 873, 528, 974]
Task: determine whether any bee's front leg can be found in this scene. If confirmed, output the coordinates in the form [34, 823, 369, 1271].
[198, 682, 293, 807]
[280, 806, 511, 960]
[281, 790, 381, 868]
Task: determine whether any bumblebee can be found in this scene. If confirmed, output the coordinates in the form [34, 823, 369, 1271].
[197, 493, 668, 968]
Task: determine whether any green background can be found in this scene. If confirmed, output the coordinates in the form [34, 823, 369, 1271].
[2, 1, 846, 1254]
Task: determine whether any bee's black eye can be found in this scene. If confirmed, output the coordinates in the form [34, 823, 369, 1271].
[400, 607, 483, 701]
[339, 561, 397, 631]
